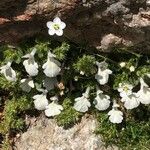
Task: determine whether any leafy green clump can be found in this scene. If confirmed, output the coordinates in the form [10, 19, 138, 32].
[0, 95, 33, 149]
[0, 96, 32, 134]
[53, 42, 70, 60]
[95, 106, 150, 150]
[0, 76, 16, 90]
[56, 98, 82, 128]
[74, 55, 96, 75]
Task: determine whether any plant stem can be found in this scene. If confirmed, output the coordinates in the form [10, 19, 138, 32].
[95, 54, 119, 66]
[120, 48, 141, 58]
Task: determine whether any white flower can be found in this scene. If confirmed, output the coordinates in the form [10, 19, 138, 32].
[120, 62, 126, 68]
[118, 83, 133, 97]
[42, 51, 61, 77]
[20, 78, 34, 92]
[45, 95, 63, 117]
[73, 87, 91, 112]
[22, 48, 38, 76]
[33, 90, 48, 110]
[95, 61, 112, 85]
[0, 62, 16, 81]
[108, 101, 123, 124]
[129, 66, 135, 72]
[74, 76, 78, 81]
[47, 17, 66, 36]
[80, 71, 85, 75]
[93, 89, 110, 111]
[121, 93, 140, 109]
[43, 77, 58, 91]
[108, 108, 123, 124]
[45, 101, 63, 117]
[137, 78, 150, 105]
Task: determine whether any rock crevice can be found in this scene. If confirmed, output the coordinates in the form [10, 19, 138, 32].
[0, 0, 150, 52]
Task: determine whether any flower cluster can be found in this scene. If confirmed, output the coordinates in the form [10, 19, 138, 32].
[33, 90, 63, 117]
[0, 17, 66, 117]
[1, 17, 150, 125]
[0, 49, 63, 117]
[73, 73, 150, 123]
[118, 78, 150, 108]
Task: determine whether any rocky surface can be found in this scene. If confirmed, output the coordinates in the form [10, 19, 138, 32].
[0, 0, 150, 52]
[14, 115, 118, 150]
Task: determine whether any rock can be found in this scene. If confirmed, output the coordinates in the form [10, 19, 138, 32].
[0, 0, 150, 52]
[98, 34, 122, 51]
[14, 115, 118, 150]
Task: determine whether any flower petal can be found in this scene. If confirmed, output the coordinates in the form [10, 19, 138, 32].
[108, 109, 123, 124]
[33, 94, 48, 110]
[43, 77, 57, 91]
[28, 80, 34, 88]
[23, 59, 38, 76]
[53, 17, 61, 24]
[45, 102, 63, 117]
[46, 21, 54, 29]
[60, 22, 66, 29]
[48, 29, 55, 35]
[55, 29, 63, 36]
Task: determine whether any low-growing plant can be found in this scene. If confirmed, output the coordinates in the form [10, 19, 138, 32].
[0, 17, 150, 150]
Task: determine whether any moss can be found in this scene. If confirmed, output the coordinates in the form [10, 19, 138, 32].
[0, 95, 33, 149]
[1, 135, 12, 150]
[95, 106, 150, 150]
[0, 96, 32, 134]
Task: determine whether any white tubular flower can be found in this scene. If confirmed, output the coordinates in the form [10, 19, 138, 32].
[0, 62, 16, 81]
[73, 87, 91, 112]
[119, 62, 126, 68]
[22, 48, 38, 76]
[42, 51, 61, 78]
[118, 83, 133, 98]
[47, 17, 66, 36]
[121, 93, 140, 109]
[108, 101, 123, 124]
[20, 77, 34, 92]
[93, 88, 110, 111]
[108, 109, 123, 124]
[137, 78, 150, 105]
[129, 66, 135, 72]
[45, 102, 63, 117]
[95, 61, 112, 85]
[43, 77, 58, 91]
[80, 71, 85, 75]
[45, 97, 63, 117]
[33, 90, 48, 110]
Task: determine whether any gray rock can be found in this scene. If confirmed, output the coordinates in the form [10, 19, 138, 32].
[14, 115, 119, 150]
